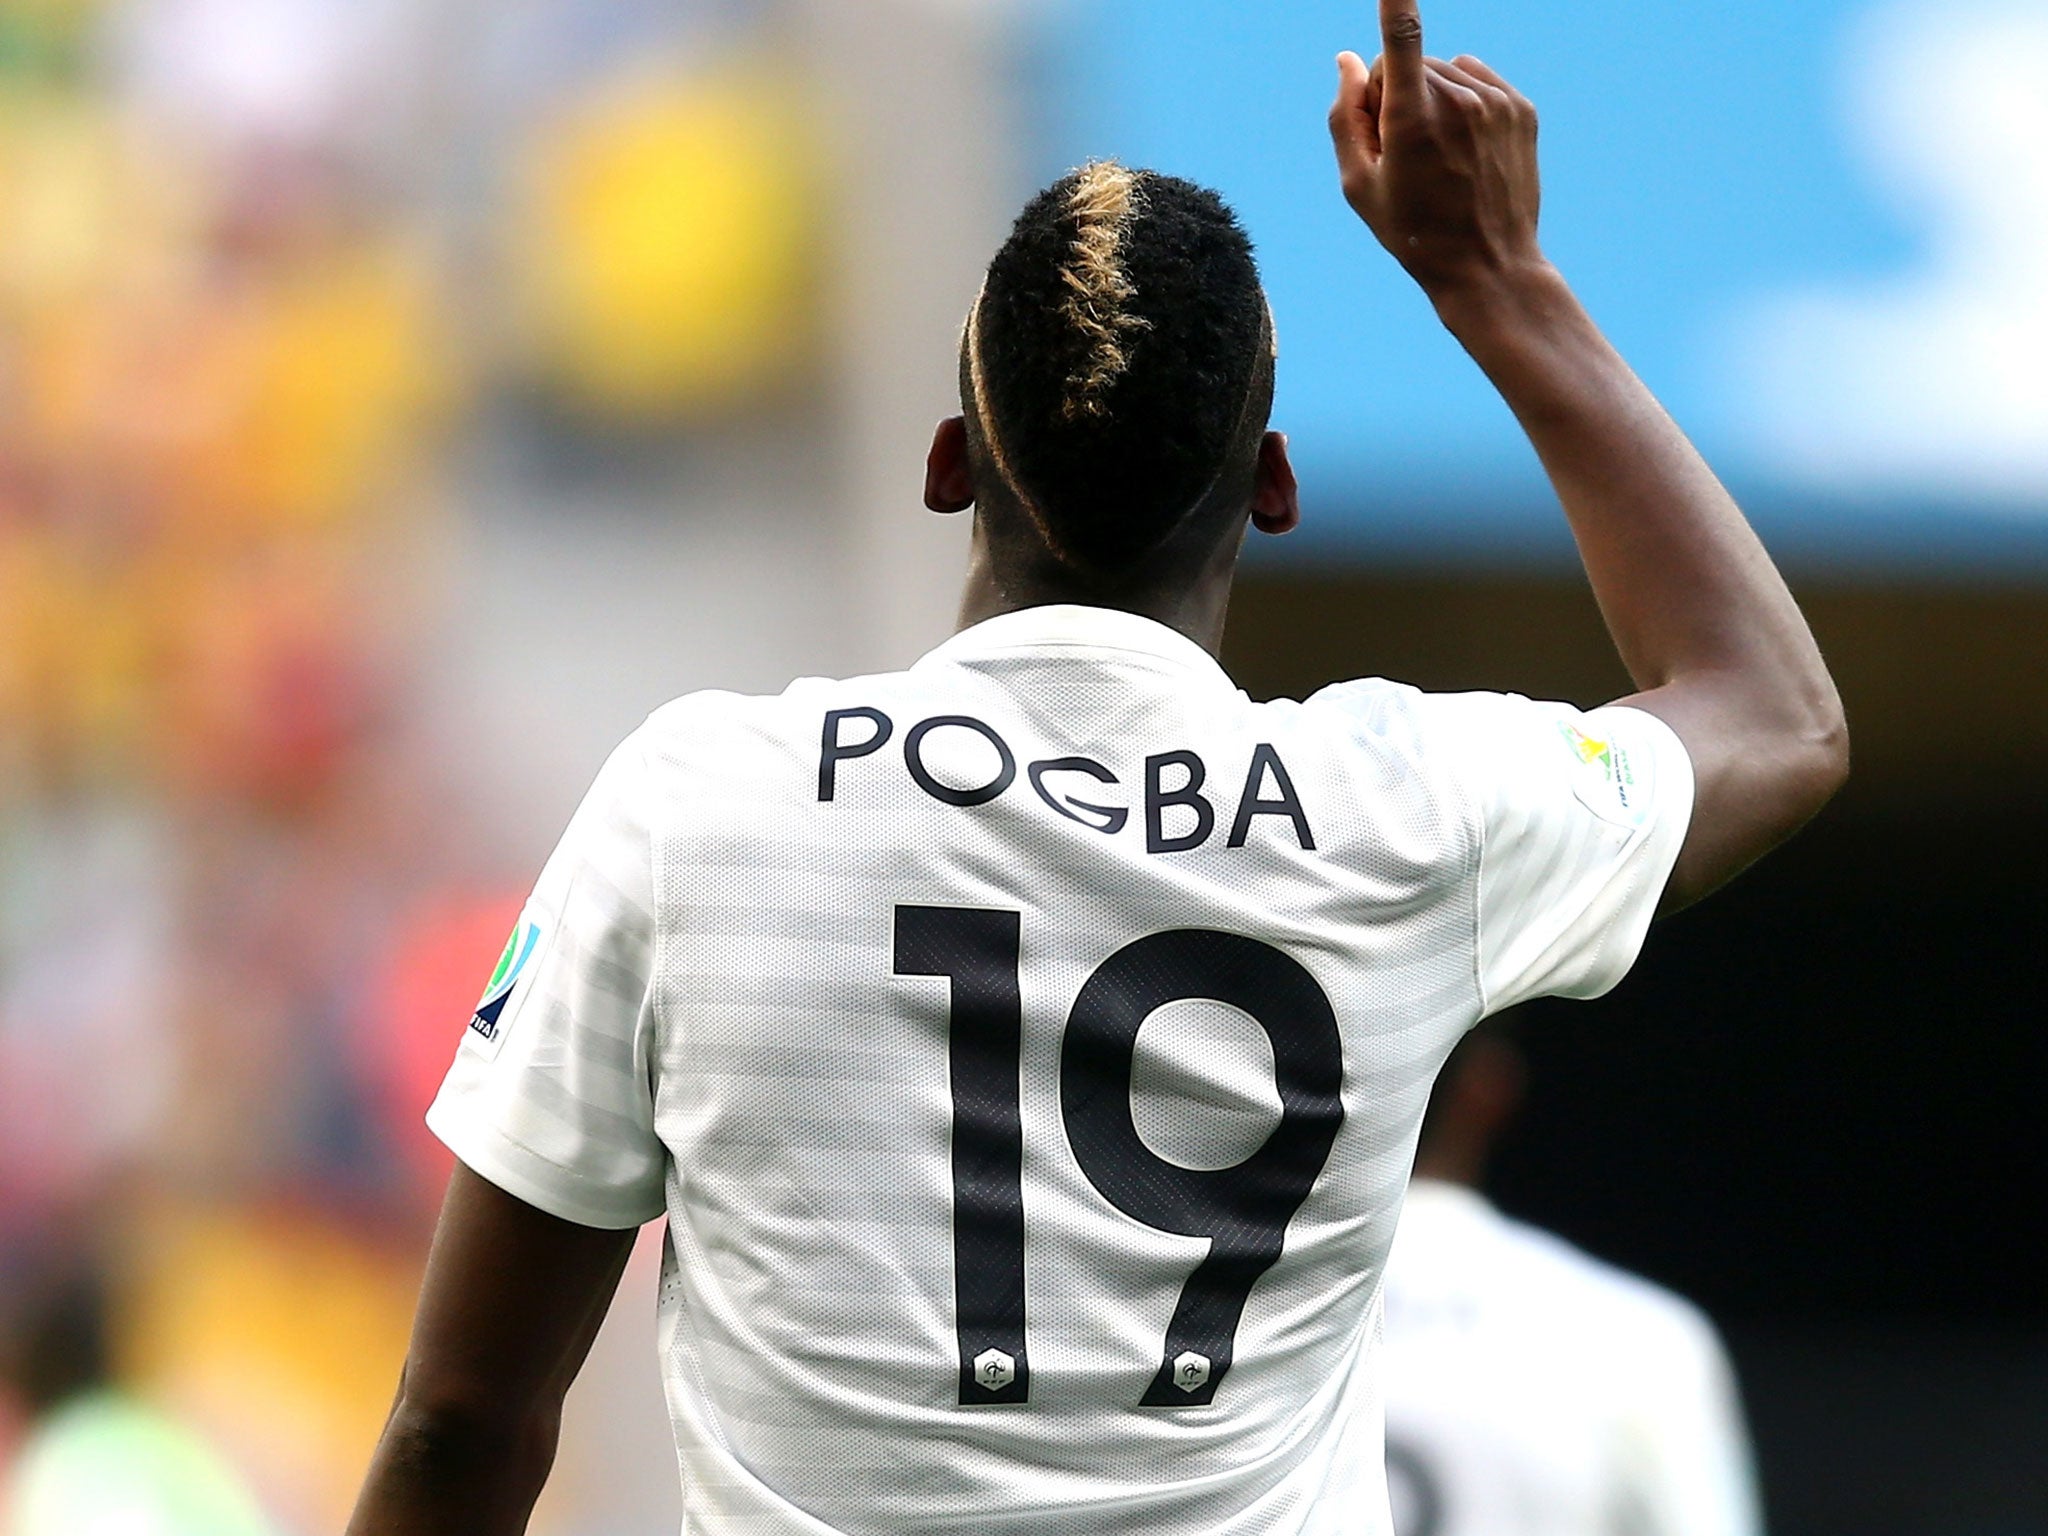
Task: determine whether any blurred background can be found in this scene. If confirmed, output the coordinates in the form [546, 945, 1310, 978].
[0, 0, 2039, 1532]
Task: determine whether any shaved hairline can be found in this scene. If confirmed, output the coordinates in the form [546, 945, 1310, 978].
[960, 284, 1278, 572]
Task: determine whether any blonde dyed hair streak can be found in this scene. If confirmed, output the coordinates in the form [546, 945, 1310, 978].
[961, 164, 1280, 565]
[1057, 161, 1152, 420]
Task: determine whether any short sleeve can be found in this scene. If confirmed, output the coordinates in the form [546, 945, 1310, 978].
[1411, 692, 1694, 1012]
[426, 730, 666, 1229]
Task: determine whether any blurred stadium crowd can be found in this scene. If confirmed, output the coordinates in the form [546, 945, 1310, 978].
[0, 0, 825, 1528]
[8, 0, 2037, 1532]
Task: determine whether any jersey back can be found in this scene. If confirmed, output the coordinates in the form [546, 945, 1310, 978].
[429, 604, 1693, 1536]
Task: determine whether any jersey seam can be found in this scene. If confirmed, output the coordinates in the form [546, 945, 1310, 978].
[1457, 744, 1493, 1017]
[637, 722, 672, 1175]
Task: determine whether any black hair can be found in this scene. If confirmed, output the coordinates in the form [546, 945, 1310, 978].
[964, 163, 1273, 576]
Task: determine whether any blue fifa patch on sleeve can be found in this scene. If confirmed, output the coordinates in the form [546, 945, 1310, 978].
[469, 918, 542, 1056]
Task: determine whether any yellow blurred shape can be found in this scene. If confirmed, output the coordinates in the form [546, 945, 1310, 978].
[186, 245, 448, 532]
[0, 525, 156, 783]
[0, 91, 193, 314]
[521, 58, 814, 418]
[120, 1204, 422, 1534]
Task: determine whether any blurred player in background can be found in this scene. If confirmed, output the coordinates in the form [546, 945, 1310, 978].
[349, 2, 1845, 1532]
[0, 1240, 275, 1536]
[1382, 1020, 1764, 1536]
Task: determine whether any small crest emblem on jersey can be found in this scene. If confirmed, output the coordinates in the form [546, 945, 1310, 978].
[470, 919, 541, 1046]
[972, 1348, 1016, 1392]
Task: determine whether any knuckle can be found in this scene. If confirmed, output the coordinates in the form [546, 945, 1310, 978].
[1383, 101, 1429, 136]
[1386, 13, 1423, 48]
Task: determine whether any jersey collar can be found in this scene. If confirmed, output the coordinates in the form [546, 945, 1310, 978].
[923, 604, 1236, 688]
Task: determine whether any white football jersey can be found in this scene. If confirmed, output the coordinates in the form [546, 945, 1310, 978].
[427, 603, 1692, 1536]
[1382, 1181, 1763, 1536]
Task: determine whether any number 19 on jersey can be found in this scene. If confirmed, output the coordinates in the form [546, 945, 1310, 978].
[894, 906, 1345, 1409]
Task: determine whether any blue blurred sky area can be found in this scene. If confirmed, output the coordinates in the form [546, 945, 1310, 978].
[1046, 0, 2048, 573]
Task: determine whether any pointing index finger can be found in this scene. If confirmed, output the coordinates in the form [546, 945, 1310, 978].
[1379, 0, 1425, 93]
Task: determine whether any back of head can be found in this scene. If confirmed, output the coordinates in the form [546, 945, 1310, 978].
[964, 163, 1274, 579]
[1415, 1015, 1528, 1187]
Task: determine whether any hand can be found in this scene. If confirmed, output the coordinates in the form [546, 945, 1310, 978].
[1328, 0, 1545, 300]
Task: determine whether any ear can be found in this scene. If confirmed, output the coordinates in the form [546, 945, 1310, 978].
[924, 416, 976, 514]
[1250, 431, 1299, 535]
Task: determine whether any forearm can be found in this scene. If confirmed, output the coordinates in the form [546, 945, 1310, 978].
[1329, 8, 1846, 905]
[1436, 259, 1846, 901]
[1432, 260, 1833, 725]
[347, 1394, 558, 1536]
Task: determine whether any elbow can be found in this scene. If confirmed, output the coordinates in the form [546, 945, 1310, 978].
[1785, 684, 1850, 824]
[1657, 674, 1847, 914]
[384, 1370, 561, 1488]
[1818, 712, 1851, 802]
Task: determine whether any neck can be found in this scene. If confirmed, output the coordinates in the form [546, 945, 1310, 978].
[954, 516, 1244, 656]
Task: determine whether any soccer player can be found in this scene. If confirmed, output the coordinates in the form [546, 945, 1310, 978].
[348, 2, 1847, 1531]
[1382, 1021, 1764, 1535]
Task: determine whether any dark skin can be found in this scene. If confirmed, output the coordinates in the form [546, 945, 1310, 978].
[348, 1169, 635, 1536]
[350, 3, 1847, 1529]
[924, 415, 1301, 651]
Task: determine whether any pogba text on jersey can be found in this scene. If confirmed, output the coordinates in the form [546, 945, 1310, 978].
[818, 706, 1315, 854]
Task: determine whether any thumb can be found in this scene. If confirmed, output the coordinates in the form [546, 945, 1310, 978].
[1329, 50, 1380, 161]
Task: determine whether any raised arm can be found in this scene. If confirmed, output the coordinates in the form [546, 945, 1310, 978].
[347, 1164, 637, 1536]
[1329, 0, 1847, 909]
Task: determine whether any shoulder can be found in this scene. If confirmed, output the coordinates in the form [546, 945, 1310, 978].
[636, 675, 834, 739]
[629, 670, 898, 758]
[1286, 677, 1502, 778]
[1314, 687, 1691, 850]
[1294, 675, 1428, 732]
[1289, 680, 1528, 828]
[616, 670, 951, 827]
[1491, 1211, 1728, 1366]
[1294, 680, 1562, 778]
[1312, 684, 1608, 770]
[1308, 683, 1679, 764]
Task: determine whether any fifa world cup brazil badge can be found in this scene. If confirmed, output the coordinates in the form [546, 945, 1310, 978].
[470, 919, 542, 1056]
[1556, 720, 1650, 831]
